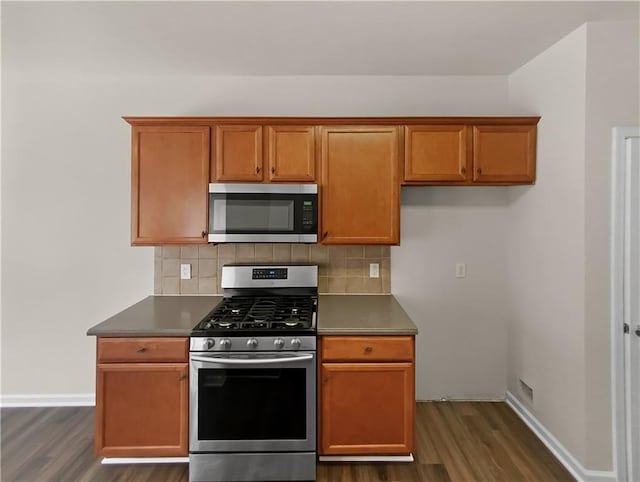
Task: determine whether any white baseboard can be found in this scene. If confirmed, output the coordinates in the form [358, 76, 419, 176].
[506, 392, 616, 482]
[0, 393, 95, 407]
[102, 457, 188, 465]
[318, 455, 414, 463]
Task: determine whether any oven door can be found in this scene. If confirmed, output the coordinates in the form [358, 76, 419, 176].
[208, 183, 318, 243]
[189, 351, 316, 453]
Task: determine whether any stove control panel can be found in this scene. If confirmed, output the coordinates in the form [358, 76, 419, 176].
[252, 268, 288, 280]
[190, 336, 316, 352]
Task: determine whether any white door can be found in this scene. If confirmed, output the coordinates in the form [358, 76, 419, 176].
[612, 128, 640, 482]
[624, 134, 640, 482]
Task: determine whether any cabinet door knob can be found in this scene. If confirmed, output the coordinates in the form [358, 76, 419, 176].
[477, 167, 482, 175]
[323, 376, 329, 383]
[635, 326, 640, 337]
[136, 347, 146, 354]
[271, 167, 276, 174]
[178, 374, 187, 382]
[201, 231, 207, 238]
[256, 166, 261, 174]
[460, 166, 466, 175]
[364, 346, 373, 353]
[323, 231, 328, 239]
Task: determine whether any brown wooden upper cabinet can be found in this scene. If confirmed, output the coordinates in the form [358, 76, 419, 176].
[403, 121, 538, 185]
[404, 125, 470, 182]
[131, 125, 209, 245]
[473, 124, 536, 183]
[213, 124, 316, 182]
[214, 125, 263, 181]
[267, 126, 316, 181]
[320, 126, 400, 245]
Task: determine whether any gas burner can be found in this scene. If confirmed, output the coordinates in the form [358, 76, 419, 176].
[214, 320, 234, 329]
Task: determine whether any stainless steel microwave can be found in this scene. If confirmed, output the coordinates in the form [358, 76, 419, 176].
[208, 183, 318, 243]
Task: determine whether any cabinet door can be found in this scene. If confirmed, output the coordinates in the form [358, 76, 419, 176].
[267, 126, 316, 182]
[320, 127, 400, 245]
[473, 125, 536, 183]
[132, 126, 209, 245]
[214, 125, 263, 181]
[95, 363, 189, 457]
[320, 362, 414, 455]
[404, 125, 469, 182]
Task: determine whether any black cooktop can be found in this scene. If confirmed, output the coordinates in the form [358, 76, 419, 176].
[192, 296, 317, 335]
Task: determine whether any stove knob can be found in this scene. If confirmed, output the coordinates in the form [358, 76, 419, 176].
[220, 339, 231, 349]
[205, 338, 215, 350]
[291, 338, 302, 349]
[247, 338, 258, 349]
[274, 338, 285, 349]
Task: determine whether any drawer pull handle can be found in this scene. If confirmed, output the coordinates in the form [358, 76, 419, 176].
[256, 166, 261, 174]
[136, 347, 146, 354]
[364, 346, 373, 354]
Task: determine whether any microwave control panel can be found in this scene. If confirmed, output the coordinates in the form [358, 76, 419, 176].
[302, 200, 316, 231]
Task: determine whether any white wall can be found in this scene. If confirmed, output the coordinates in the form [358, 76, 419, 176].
[507, 20, 640, 471]
[1, 68, 509, 397]
[507, 24, 588, 464]
[392, 187, 509, 400]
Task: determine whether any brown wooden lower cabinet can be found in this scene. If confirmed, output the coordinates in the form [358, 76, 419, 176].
[319, 336, 415, 455]
[94, 338, 189, 457]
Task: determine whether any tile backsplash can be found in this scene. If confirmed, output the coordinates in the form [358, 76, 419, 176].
[155, 244, 391, 295]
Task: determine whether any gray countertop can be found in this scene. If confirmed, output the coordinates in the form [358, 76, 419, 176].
[317, 295, 417, 335]
[87, 294, 417, 337]
[86, 296, 222, 337]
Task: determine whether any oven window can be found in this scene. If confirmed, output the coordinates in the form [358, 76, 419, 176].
[198, 368, 306, 440]
[217, 199, 294, 232]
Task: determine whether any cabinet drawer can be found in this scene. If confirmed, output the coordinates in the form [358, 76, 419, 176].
[321, 336, 414, 362]
[97, 337, 188, 363]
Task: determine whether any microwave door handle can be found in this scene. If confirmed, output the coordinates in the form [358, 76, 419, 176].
[191, 354, 313, 365]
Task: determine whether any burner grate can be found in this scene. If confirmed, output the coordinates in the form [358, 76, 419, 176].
[195, 296, 316, 332]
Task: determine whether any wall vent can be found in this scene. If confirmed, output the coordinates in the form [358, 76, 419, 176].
[519, 379, 534, 404]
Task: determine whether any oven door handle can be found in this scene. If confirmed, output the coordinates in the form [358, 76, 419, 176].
[191, 354, 314, 365]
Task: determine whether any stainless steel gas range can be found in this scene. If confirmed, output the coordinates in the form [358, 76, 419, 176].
[189, 264, 318, 482]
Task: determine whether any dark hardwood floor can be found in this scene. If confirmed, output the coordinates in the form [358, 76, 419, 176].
[1, 402, 574, 482]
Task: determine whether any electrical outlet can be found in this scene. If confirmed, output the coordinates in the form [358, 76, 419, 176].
[369, 263, 380, 278]
[455, 263, 466, 278]
[180, 263, 192, 280]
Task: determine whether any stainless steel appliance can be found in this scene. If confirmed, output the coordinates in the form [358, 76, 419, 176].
[189, 264, 318, 482]
[208, 183, 318, 243]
